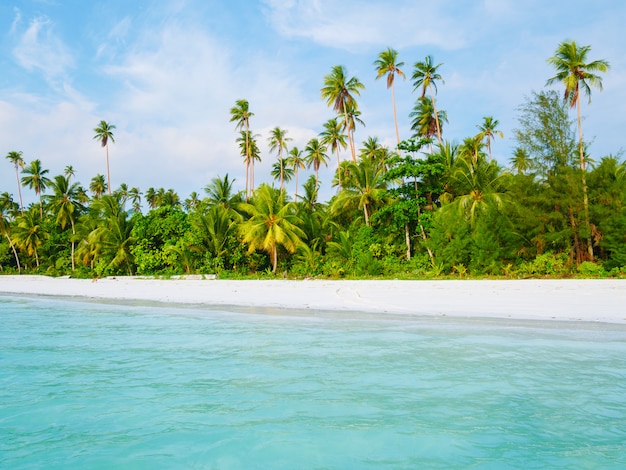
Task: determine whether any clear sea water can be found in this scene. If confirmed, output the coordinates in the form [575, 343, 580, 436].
[1, 295, 625, 469]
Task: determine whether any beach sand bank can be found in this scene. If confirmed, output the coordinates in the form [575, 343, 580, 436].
[1, 276, 624, 324]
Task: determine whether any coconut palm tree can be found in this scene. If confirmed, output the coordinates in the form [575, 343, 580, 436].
[409, 96, 447, 145]
[20, 159, 50, 218]
[5, 151, 25, 214]
[89, 174, 107, 199]
[321, 65, 365, 162]
[272, 158, 295, 190]
[0, 193, 21, 272]
[93, 120, 116, 195]
[339, 103, 365, 163]
[204, 174, 241, 210]
[305, 138, 329, 188]
[510, 148, 533, 175]
[319, 117, 348, 187]
[547, 40, 609, 260]
[13, 207, 44, 268]
[374, 47, 406, 150]
[412, 55, 444, 144]
[476, 116, 504, 161]
[238, 184, 305, 274]
[64, 165, 76, 182]
[129, 187, 142, 213]
[287, 147, 306, 200]
[236, 130, 261, 195]
[268, 127, 292, 191]
[230, 99, 254, 198]
[45, 174, 84, 270]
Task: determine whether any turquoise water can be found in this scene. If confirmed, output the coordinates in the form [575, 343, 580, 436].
[1, 295, 625, 469]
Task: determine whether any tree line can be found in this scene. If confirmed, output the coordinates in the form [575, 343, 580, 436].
[2, 40, 623, 279]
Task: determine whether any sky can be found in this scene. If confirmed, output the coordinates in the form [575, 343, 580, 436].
[1, 0, 625, 206]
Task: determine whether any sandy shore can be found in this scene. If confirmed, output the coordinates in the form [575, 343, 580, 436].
[1, 275, 625, 323]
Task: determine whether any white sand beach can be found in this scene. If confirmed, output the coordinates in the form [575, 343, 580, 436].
[1, 275, 625, 323]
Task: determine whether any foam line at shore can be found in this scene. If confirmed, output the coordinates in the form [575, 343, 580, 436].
[1, 276, 624, 324]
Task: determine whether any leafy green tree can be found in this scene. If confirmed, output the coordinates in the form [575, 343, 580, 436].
[321, 65, 365, 162]
[93, 120, 116, 195]
[21, 159, 50, 217]
[476, 116, 504, 161]
[45, 175, 84, 270]
[238, 184, 305, 274]
[374, 47, 406, 149]
[547, 40, 609, 260]
[13, 207, 45, 268]
[320, 117, 348, 187]
[5, 151, 25, 214]
[412, 55, 444, 144]
[268, 127, 292, 191]
[305, 138, 329, 188]
[230, 99, 254, 198]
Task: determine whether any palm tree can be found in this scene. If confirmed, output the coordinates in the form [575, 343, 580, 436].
[268, 127, 292, 191]
[64, 165, 76, 182]
[93, 120, 116, 195]
[45, 175, 83, 270]
[339, 103, 365, 163]
[271, 158, 295, 190]
[230, 99, 254, 199]
[287, 146, 306, 200]
[321, 65, 365, 162]
[412, 55, 444, 144]
[547, 40, 609, 260]
[510, 148, 533, 175]
[89, 174, 107, 199]
[476, 116, 504, 161]
[129, 187, 142, 213]
[21, 159, 50, 217]
[0, 193, 21, 272]
[319, 117, 348, 187]
[374, 47, 406, 150]
[305, 138, 329, 188]
[238, 184, 305, 274]
[145, 187, 157, 209]
[409, 96, 447, 145]
[204, 174, 241, 210]
[236, 130, 261, 195]
[13, 208, 44, 268]
[5, 151, 25, 214]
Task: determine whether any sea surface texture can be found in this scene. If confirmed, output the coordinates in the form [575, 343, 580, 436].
[1, 295, 625, 469]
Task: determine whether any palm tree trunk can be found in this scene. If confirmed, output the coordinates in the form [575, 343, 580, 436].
[295, 168, 299, 201]
[272, 243, 278, 274]
[404, 222, 411, 260]
[431, 90, 443, 145]
[106, 144, 112, 195]
[6, 234, 21, 273]
[342, 101, 357, 162]
[577, 98, 594, 261]
[392, 82, 402, 156]
[70, 219, 76, 271]
[14, 168, 24, 215]
[363, 203, 370, 226]
[335, 147, 342, 187]
[420, 223, 435, 266]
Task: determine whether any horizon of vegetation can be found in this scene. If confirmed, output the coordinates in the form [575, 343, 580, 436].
[2, 40, 624, 280]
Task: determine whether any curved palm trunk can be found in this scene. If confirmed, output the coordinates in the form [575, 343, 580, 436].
[5, 234, 21, 273]
[430, 89, 443, 145]
[106, 144, 112, 195]
[271, 243, 278, 274]
[576, 98, 593, 261]
[392, 82, 402, 155]
[363, 203, 370, 226]
[335, 147, 342, 187]
[294, 168, 299, 201]
[342, 101, 357, 162]
[14, 167, 24, 215]
[70, 218, 76, 271]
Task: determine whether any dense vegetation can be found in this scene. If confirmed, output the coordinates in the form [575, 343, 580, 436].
[2, 41, 623, 279]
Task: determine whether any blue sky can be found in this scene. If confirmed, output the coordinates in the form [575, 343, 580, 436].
[1, 0, 625, 205]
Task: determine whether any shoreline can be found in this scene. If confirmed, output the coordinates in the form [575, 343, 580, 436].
[1, 276, 625, 324]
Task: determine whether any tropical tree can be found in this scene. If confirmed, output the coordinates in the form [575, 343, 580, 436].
[45, 175, 83, 270]
[13, 207, 44, 268]
[89, 174, 108, 199]
[271, 158, 294, 190]
[64, 165, 76, 182]
[230, 99, 254, 198]
[321, 65, 365, 162]
[476, 116, 504, 161]
[21, 159, 50, 217]
[236, 130, 261, 196]
[409, 96, 447, 145]
[129, 187, 142, 213]
[238, 184, 305, 274]
[305, 138, 329, 188]
[90, 195, 135, 275]
[339, 103, 366, 162]
[412, 55, 444, 144]
[5, 151, 25, 214]
[374, 47, 406, 149]
[546, 40, 609, 260]
[268, 127, 292, 191]
[0, 193, 21, 272]
[287, 146, 306, 200]
[204, 174, 241, 210]
[320, 117, 348, 187]
[93, 120, 116, 195]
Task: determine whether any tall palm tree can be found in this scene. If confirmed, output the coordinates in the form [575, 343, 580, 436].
[510, 148, 533, 175]
[547, 40, 609, 260]
[374, 47, 406, 150]
[21, 159, 50, 217]
[0, 193, 21, 272]
[319, 117, 348, 187]
[412, 55, 445, 144]
[93, 120, 116, 195]
[305, 138, 329, 188]
[409, 96, 447, 145]
[272, 158, 295, 190]
[89, 174, 107, 199]
[204, 174, 241, 210]
[13, 207, 44, 268]
[268, 127, 292, 191]
[238, 184, 305, 274]
[5, 151, 25, 214]
[45, 174, 83, 270]
[321, 65, 365, 162]
[237, 130, 261, 195]
[339, 103, 365, 163]
[129, 187, 142, 213]
[476, 116, 504, 161]
[230, 99, 254, 199]
[64, 165, 76, 182]
[287, 146, 306, 200]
